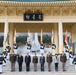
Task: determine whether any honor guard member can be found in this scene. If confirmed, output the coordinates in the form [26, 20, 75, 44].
[52, 44, 56, 55]
[0, 53, 6, 74]
[6, 46, 11, 60]
[10, 54, 16, 72]
[46, 52, 52, 71]
[2, 52, 7, 66]
[72, 56, 76, 70]
[40, 53, 45, 71]
[52, 44, 56, 49]
[32, 53, 38, 71]
[69, 51, 73, 65]
[6, 45, 11, 53]
[65, 46, 69, 60]
[40, 43, 44, 54]
[60, 51, 67, 71]
[27, 43, 31, 50]
[27, 43, 31, 54]
[14, 43, 18, 54]
[25, 52, 31, 71]
[17, 53, 23, 72]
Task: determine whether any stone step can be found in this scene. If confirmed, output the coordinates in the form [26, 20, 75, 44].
[2, 60, 75, 72]
[1, 71, 76, 75]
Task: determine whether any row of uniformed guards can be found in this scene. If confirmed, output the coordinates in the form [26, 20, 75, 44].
[0, 54, 6, 74]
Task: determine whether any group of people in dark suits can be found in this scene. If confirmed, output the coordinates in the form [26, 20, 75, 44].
[9, 51, 68, 72]
[10, 52, 67, 72]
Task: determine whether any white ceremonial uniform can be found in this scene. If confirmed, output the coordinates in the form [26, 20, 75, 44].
[3, 54, 6, 66]
[40, 49, 44, 54]
[14, 49, 17, 54]
[7, 53, 10, 60]
[52, 49, 55, 56]
[0, 55, 5, 73]
[72, 57, 76, 70]
[69, 54, 73, 65]
[66, 52, 69, 59]
[0, 65, 2, 73]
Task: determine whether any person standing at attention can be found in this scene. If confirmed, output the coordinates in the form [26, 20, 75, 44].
[25, 52, 31, 71]
[54, 54, 59, 71]
[10, 53, 16, 72]
[60, 51, 67, 71]
[17, 53, 23, 72]
[32, 53, 38, 71]
[46, 52, 52, 71]
[40, 53, 45, 71]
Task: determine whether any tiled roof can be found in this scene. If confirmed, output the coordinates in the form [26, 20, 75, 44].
[0, 0, 72, 2]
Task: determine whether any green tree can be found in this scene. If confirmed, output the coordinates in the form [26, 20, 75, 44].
[38, 35, 51, 44]
[16, 35, 27, 45]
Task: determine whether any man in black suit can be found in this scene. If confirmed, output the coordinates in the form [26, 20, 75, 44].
[40, 53, 45, 71]
[25, 52, 31, 71]
[17, 53, 23, 72]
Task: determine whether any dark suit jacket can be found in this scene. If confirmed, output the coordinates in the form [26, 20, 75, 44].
[25, 55, 31, 64]
[32, 56, 38, 63]
[17, 55, 23, 63]
[60, 54, 67, 62]
[40, 56, 45, 64]
[10, 54, 16, 63]
[46, 56, 52, 63]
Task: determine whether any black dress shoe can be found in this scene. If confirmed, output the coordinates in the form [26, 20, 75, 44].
[11, 70, 13, 72]
[0, 72, 2, 74]
[19, 70, 22, 72]
[48, 70, 51, 71]
[34, 70, 37, 72]
[63, 70, 66, 71]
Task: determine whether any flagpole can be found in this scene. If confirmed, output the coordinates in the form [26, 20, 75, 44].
[40, 29, 43, 44]
[3, 18, 9, 51]
[51, 29, 54, 44]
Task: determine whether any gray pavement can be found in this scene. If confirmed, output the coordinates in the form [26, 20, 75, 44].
[2, 56, 76, 75]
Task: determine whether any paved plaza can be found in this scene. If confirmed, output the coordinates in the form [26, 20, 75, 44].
[0, 48, 76, 75]
[1, 56, 76, 75]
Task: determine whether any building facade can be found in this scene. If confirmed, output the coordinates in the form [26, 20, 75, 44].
[0, 0, 76, 54]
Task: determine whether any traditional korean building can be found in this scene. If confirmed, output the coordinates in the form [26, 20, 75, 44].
[0, 0, 76, 54]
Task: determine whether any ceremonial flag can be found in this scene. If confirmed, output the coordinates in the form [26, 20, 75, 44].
[65, 30, 68, 45]
[68, 36, 72, 51]
[3, 32, 9, 50]
[68, 36, 71, 46]
[51, 29, 54, 44]
[27, 30, 30, 43]
[14, 29, 16, 44]
[3, 32, 9, 46]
